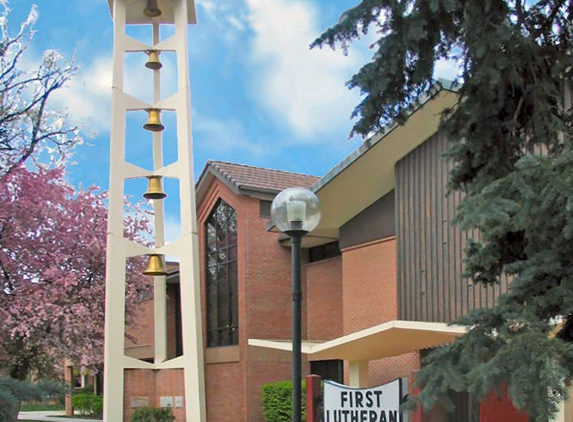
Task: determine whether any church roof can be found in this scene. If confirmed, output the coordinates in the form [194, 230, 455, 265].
[196, 160, 319, 202]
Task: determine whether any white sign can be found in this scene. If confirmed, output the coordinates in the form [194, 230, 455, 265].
[130, 397, 149, 408]
[323, 379, 401, 422]
[160, 396, 174, 408]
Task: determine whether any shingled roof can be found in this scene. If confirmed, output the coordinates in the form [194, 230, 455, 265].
[196, 160, 320, 202]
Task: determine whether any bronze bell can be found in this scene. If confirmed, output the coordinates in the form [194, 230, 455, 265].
[143, 176, 167, 200]
[145, 51, 162, 70]
[143, 109, 165, 132]
[143, 0, 162, 18]
[143, 254, 167, 276]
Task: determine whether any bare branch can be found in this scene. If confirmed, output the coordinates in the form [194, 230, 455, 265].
[0, 5, 81, 181]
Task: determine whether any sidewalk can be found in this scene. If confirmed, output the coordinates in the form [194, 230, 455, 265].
[18, 410, 102, 422]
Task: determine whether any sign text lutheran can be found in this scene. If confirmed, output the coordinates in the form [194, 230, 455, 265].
[323, 379, 402, 422]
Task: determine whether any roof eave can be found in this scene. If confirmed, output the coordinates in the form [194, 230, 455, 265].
[266, 81, 460, 245]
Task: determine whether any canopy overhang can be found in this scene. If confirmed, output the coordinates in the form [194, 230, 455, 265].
[249, 320, 466, 362]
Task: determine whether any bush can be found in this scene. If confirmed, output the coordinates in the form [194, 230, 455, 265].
[72, 393, 103, 417]
[131, 406, 175, 422]
[262, 380, 306, 422]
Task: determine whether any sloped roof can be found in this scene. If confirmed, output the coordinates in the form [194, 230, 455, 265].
[165, 261, 180, 276]
[196, 160, 319, 203]
[298, 80, 461, 246]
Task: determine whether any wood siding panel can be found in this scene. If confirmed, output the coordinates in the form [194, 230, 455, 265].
[396, 130, 509, 323]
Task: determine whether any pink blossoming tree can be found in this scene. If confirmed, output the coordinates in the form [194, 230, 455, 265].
[0, 165, 152, 421]
[0, 4, 153, 421]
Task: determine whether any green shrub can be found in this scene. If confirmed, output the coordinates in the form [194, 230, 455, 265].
[0, 377, 67, 422]
[262, 380, 306, 422]
[72, 393, 103, 417]
[131, 406, 175, 422]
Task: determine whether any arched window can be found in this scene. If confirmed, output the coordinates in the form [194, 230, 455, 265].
[205, 199, 238, 347]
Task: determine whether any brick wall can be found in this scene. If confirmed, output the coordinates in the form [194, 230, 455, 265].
[124, 188, 421, 422]
[197, 179, 298, 422]
[243, 195, 295, 341]
[205, 363, 245, 422]
[123, 369, 185, 421]
[125, 298, 155, 360]
[242, 194, 300, 422]
[341, 237, 420, 386]
[247, 359, 293, 422]
[156, 370, 186, 421]
[166, 283, 178, 359]
[123, 369, 155, 421]
[198, 180, 249, 422]
[123, 280, 179, 361]
[306, 257, 343, 341]
[342, 237, 397, 332]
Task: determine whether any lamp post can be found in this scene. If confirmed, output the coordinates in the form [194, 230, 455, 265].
[271, 187, 321, 422]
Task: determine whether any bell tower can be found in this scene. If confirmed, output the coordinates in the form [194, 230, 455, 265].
[102, 1, 205, 421]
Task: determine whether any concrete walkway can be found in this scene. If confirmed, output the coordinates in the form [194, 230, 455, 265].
[18, 410, 102, 422]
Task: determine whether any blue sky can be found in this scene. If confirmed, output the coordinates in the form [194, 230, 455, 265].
[9, 0, 375, 184]
[8, 0, 457, 241]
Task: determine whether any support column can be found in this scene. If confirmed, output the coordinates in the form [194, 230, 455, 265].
[170, 0, 206, 420]
[102, 2, 129, 419]
[348, 360, 369, 388]
[64, 364, 74, 416]
[151, 18, 167, 366]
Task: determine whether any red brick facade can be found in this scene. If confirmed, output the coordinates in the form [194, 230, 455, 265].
[342, 238, 397, 332]
[341, 237, 420, 386]
[121, 166, 435, 422]
[124, 299, 154, 360]
[197, 177, 300, 422]
[123, 369, 185, 421]
[306, 257, 343, 341]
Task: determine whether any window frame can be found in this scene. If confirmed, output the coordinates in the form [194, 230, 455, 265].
[205, 199, 239, 347]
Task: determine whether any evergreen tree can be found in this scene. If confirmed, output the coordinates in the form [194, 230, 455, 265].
[313, 1, 573, 421]
[0, 377, 65, 422]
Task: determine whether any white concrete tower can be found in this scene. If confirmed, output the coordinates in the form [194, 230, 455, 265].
[102, 1, 205, 421]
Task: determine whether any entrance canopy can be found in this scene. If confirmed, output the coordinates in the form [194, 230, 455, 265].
[248, 320, 466, 362]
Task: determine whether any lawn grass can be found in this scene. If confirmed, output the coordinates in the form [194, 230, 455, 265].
[19, 420, 45, 422]
[20, 403, 65, 411]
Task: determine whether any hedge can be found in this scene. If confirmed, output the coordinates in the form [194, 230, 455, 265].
[72, 393, 103, 417]
[131, 406, 175, 422]
[262, 380, 306, 422]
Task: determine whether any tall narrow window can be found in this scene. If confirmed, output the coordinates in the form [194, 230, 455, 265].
[205, 199, 238, 347]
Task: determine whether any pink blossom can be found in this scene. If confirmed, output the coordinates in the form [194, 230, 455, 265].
[0, 164, 152, 379]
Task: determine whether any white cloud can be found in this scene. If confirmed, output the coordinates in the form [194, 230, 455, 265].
[434, 58, 462, 82]
[164, 213, 182, 244]
[194, 0, 248, 48]
[52, 56, 113, 136]
[198, 0, 217, 15]
[193, 111, 267, 157]
[227, 15, 246, 32]
[12, 44, 112, 137]
[49, 47, 178, 137]
[244, 0, 364, 141]
[164, 213, 182, 263]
